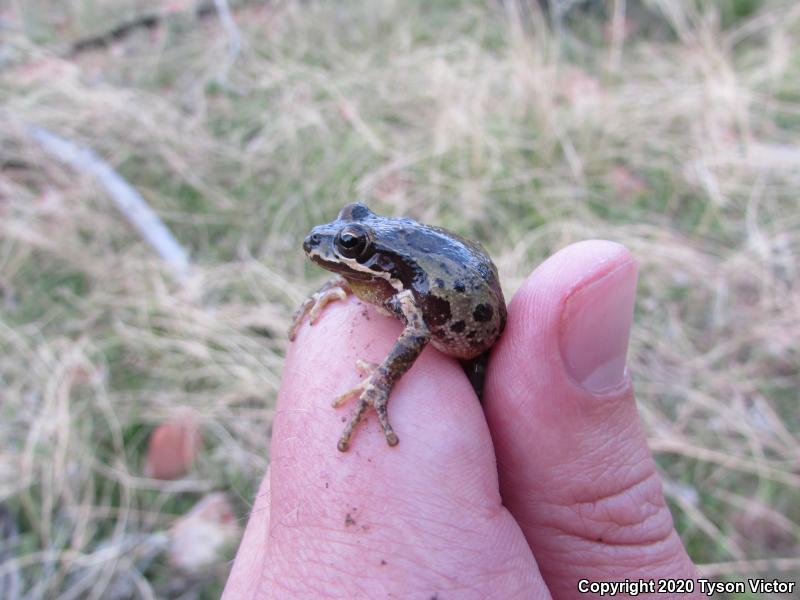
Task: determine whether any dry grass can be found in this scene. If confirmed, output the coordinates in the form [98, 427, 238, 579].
[1, 0, 799, 597]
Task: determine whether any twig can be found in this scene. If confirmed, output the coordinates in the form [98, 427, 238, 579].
[67, 1, 217, 57]
[26, 125, 192, 283]
[0, 504, 20, 600]
[213, 0, 243, 84]
[607, 0, 626, 73]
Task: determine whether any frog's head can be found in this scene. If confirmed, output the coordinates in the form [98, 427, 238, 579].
[302, 202, 381, 281]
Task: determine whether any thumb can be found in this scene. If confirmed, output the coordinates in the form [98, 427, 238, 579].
[485, 240, 701, 599]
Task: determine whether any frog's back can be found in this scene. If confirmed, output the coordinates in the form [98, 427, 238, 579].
[391, 221, 507, 360]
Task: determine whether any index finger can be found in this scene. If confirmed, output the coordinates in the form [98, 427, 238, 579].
[228, 295, 546, 599]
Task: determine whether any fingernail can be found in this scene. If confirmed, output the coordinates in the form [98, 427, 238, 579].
[560, 259, 638, 394]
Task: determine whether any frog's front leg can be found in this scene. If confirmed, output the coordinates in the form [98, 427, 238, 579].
[334, 290, 430, 451]
[288, 275, 351, 341]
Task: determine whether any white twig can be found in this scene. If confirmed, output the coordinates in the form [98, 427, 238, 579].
[214, 0, 243, 83]
[26, 125, 192, 283]
[608, 0, 626, 73]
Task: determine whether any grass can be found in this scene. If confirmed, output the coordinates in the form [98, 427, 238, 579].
[2, 0, 800, 597]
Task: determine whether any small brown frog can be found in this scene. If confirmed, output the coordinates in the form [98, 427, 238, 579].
[290, 203, 506, 451]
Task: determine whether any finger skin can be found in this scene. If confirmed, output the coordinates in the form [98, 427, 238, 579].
[223, 469, 271, 599]
[230, 296, 548, 599]
[485, 240, 701, 599]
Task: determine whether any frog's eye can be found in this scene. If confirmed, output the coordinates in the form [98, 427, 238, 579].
[335, 225, 372, 259]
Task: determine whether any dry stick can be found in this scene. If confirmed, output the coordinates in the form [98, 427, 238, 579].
[80, 0, 247, 91]
[27, 125, 192, 283]
[214, 0, 243, 84]
[607, 0, 626, 73]
[0, 504, 21, 600]
[68, 1, 217, 56]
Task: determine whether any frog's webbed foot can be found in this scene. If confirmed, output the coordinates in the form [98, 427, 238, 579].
[288, 275, 350, 341]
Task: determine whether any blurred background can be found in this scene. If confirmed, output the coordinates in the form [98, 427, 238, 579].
[1, 0, 799, 597]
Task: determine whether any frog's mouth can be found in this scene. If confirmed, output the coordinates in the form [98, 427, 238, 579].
[307, 252, 375, 281]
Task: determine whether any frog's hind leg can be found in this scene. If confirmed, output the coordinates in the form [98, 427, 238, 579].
[288, 275, 351, 341]
[460, 350, 490, 402]
[335, 290, 430, 451]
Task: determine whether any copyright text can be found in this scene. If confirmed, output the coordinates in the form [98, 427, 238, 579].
[577, 578, 796, 596]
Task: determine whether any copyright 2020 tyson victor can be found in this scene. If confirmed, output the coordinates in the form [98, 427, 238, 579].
[577, 577, 796, 596]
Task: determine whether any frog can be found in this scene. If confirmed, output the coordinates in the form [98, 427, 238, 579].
[289, 202, 506, 452]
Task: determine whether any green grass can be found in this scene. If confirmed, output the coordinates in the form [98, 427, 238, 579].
[1, 0, 799, 597]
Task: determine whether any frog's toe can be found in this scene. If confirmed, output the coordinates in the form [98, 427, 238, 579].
[288, 296, 315, 340]
[289, 276, 351, 340]
[354, 359, 378, 375]
[372, 388, 398, 447]
[336, 394, 371, 452]
[332, 360, 378, 407]
[332, 380, 365, 408]
[307, 285, 348, 325]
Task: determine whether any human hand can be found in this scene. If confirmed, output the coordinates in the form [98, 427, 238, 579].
[223, 240, 701, 599]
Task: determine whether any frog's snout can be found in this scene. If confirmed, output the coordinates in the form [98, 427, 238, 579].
[303, 233, 321, 254]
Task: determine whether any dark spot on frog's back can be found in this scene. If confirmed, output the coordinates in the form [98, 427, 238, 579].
[450, 320, 466, 333]
[453, 280, 466, 293]
[435, 278, 445, 289]
[473, 303, 493, 322]
[422, 294, 451, 328]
